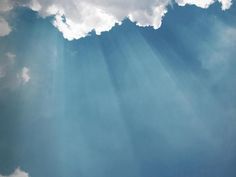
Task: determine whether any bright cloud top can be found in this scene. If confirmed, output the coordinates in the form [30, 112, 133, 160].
[0, 0, 233, 40]
[176, 0, 232, 9]
[0, 168, 29, 177]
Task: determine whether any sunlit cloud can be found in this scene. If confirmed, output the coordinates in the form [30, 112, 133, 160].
[28, 0, 231, 40]
[176, 0, 232, 10]
[0, 0, 233, 40]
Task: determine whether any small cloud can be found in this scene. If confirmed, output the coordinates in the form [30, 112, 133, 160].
[18, 67, 31, 84]
[21, 67, 31, 84]
[0, 167, 29, 177]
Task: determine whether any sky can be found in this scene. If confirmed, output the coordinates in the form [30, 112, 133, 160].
[0, 0, 236, 177]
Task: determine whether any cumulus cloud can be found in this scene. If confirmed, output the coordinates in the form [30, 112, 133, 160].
[0, 0, 233, 39]
[0, 168, 29, 177]
[27, 0, 170, 40]
[18, 67, 31, 84]
[26, 0, 232, 40]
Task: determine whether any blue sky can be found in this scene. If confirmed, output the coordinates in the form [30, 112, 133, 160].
[0, 1, 236, 177]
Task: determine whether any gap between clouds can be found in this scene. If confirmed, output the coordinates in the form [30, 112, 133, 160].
[0, 0, 233, 40]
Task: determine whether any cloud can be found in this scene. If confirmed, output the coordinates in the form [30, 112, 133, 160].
[0, 0, 31, 37]
[218, 0, 233, 10]
[0, 0, 233, 39]
[0, 0, 15, 37]
[18, 67, 31, 84]
[0, 168, 29, 177]
[0, 17, 11, 37]
[175, 0, 232, 10]
[0, 0, 13, 12]
[26, 0, 232, 40]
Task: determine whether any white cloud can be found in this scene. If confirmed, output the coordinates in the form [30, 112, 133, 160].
[30, 0, 170, 40]
[218, 0, 232, 10]
[18, 67, 31, 84]
[0, 0, 233, 39]
[26, 0, 232, 40]
[175, 0, 215, 8]
[0, 17, 11, 37]
[175, 0, 232, 10]
[0, 168, 29, 177]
